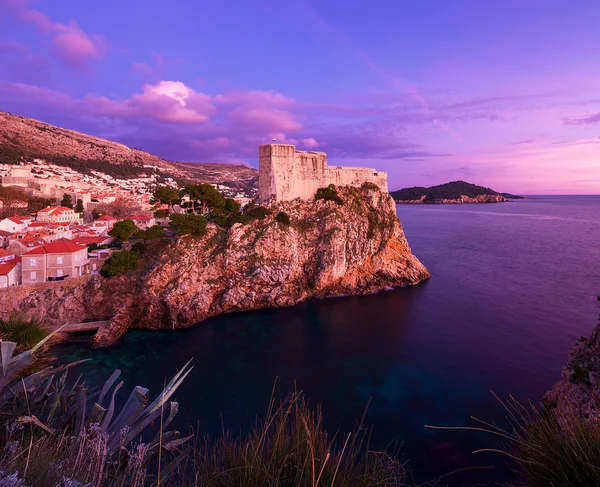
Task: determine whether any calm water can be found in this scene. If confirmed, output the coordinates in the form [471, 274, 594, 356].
[53, 195, 600, 485]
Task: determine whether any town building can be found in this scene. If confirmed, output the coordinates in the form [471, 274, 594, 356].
[92, 215, 117, 234]
[258, 144, 388, 202]
[6, 235, 46, 256]
[0, 249, 21, 288]
[21, 239, 90, 284]
[36, 206, 80, 223]
[0, 217, 28, 233]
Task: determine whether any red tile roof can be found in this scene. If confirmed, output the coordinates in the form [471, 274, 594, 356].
[23, 239, 87, 255]
[73, 236, 106, 246]
[0, 249, 12, 258]
[0, 257, 20, 275]
[7, 217, 25, 224]
[38, 206, 74, 215]
[96, 215, 117, 221]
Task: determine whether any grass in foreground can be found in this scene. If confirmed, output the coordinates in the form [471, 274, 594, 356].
[175, 391, 406, 487]
[0, 313, 49, 352]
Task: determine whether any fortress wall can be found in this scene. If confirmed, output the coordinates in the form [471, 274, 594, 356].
[259, 144, 388, 202]
[326, 167, 389, 193]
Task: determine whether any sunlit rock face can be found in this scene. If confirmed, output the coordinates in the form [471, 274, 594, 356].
[10, 186, 429, 347]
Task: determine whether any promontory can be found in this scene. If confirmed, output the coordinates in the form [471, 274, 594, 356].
[2, 144, 429, 346]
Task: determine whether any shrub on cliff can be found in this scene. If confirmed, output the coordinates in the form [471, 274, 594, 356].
[361, 181, 380, 191]
[170, 213, 208, 236]
[0, 312, 48, 352]
[138, 224, 165, 240]
[315, 184, 343, 204]
[275, 211, 291, 225]
[108, 219, 140, 242]
[101, 250, 139, 276]
[245, 205, 273, 220]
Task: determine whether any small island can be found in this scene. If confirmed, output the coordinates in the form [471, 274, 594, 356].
[391, 180, 524, 204]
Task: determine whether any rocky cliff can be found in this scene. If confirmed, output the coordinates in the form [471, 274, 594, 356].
[7, 186, 429, 346]
[544, 305, 600, 420]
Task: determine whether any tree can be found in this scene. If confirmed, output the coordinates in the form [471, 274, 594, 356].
[139, 224, 165, 240]
[61, 193, 73, 209]
[275, 211, 291, 225]
[153, 186, 180, 207]
[315, 184, 343, 205]
[101, 250, 139, 277]
[108, 219, 140, 241]
[224, 198, 241, 214]
[170, 213, 207, 236]
[184, 183, 225, 215]
[75, 199, 84, 213]
[154, 209, 166, 218]
[0, 186, 29, 218]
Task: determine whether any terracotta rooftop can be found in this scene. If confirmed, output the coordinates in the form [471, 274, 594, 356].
[0, 257, 20, 275]
[96, 215, 117, 221]
[37, 206, 74, 215]
[23, 239, 87, 255]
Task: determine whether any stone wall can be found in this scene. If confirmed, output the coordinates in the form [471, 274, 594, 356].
[258, 144, 388, 202]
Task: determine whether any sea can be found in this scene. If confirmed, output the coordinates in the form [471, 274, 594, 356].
[52, 195, 600, 485]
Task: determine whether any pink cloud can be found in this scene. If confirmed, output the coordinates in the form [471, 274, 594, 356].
[215, 90, 294, 107]
[228, 105, 301, 132]
[132, 81, 215, 123]
[1, 0, 106, 71]
[302, 137, 320, 148]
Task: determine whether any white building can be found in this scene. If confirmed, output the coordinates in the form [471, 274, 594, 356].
[0, 217, 28, 233]
[0, 249, 21, 288]
[36, 206, 80, 223]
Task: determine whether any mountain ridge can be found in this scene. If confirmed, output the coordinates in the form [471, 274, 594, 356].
[0, 110, 258, 194]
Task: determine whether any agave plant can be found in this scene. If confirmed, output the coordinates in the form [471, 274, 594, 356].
[0, 331, 193, 485]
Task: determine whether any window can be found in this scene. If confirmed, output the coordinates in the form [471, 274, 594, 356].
[30, 271, 36, 280]
[29, 258, 37, 267]
[57, 269, 63, 277]
[57, 256, 63, 264]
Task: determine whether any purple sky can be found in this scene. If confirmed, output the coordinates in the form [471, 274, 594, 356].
[1, 0, 599, 194]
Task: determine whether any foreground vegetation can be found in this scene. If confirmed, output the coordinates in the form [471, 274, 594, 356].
[0, 336, 408, 486]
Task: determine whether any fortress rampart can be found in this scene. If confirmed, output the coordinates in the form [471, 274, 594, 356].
[258, 144, 388, 202]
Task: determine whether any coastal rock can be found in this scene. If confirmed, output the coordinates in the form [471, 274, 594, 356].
[2, 186, 429, 346]
[544, 311, 600, 421]
[93, 186, 429, 345]
[396, 194, 507, 204]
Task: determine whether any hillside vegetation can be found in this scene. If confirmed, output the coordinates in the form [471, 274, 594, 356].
[391, 180, 522, 202]
[0, 110, 257, 192]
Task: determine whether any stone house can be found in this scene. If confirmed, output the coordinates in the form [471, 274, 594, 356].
[21, 239, 90, 284]
[36, 206, 80, 223]
[7, 235, 46, 256]
[0, 249, 21, 288]
[91, 215, 117, 235]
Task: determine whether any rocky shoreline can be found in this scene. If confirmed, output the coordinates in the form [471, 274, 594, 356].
[396, 194, 509, 204]
[5, 186, 429, 347]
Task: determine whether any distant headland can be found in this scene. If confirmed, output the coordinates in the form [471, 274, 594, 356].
[391, 180, 524, 204]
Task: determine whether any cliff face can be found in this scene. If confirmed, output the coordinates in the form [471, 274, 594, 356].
[93, 186, 429, 345]
[545, 311, 600, 420]
[4, 186, 429, 346]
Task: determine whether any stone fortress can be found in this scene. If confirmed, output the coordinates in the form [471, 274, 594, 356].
[258, 144, 388, 202]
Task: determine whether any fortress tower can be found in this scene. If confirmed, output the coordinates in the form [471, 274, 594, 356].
[258, 144, 388, 202]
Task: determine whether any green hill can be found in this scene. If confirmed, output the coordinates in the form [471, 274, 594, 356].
[390, 180, 523, 202]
